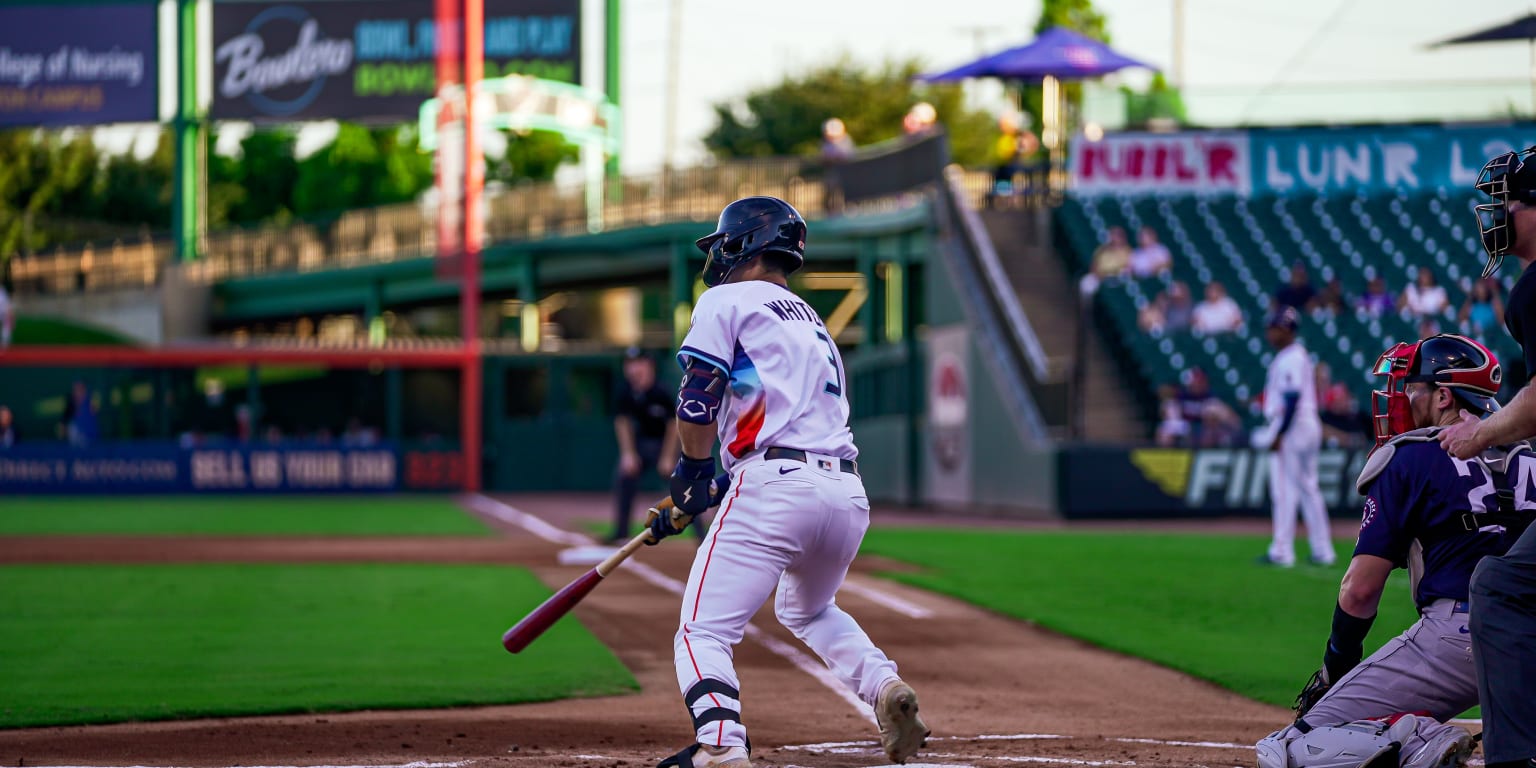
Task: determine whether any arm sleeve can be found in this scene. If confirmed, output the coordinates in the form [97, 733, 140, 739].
[1354, 462, 1414, 567]
[677, 289, 737, 374]
[1275, 392, 1300, 438]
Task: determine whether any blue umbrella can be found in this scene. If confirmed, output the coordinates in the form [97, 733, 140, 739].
[922, 27, 1156, 82]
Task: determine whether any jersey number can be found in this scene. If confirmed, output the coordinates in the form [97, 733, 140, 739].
[815, 330, 844, 398]
[1452, 458, 1497, 513]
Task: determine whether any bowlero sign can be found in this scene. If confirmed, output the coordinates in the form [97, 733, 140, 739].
[212, 0, 580, 121]
[1057, 445, 1371, 519]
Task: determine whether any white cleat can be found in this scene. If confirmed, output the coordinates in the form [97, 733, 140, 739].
[875, 679, 930, 764]
[692, 745, 751, 768]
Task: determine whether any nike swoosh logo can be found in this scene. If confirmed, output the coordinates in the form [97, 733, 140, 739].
[778, 466, 801, 475]
[1459, 626, 1470, 634]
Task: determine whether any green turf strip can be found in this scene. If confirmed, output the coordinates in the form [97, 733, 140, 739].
[0, 496, 491, 536]
[859, 528, 1456, 711]
[0, 564, 636, 728]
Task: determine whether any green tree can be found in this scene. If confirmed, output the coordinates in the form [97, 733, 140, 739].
[1121, 72, 1188, 128]
[702, 58, 998, 167]
[490, 130, 579, 185]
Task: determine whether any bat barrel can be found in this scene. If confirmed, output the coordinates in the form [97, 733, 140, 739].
[501, 567, 605, 653]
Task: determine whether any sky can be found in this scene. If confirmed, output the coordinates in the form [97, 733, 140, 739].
[615, 0, 1536, 171]
[101, 0, 1536, 173]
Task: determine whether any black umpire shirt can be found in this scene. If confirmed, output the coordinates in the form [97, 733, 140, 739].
[1506, 260, 1536, 383]
[614, 384, 674, 441]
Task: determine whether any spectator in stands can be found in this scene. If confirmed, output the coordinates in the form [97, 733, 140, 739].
[1180, 367, 1242, 448]
[821, 118, 855, 162]
[0, 279, 12, 349]
[989, 113, 1022, 209]
[1091, 227, 1132, 279]
[1274, 263, 1316, 312]
[60, 381, 97, 447]
[1460, 276, 1505, 335]
[0, 405, 14, 448]
[1192, 281, 1244, 334]
[1400, 268, 1449, 318]
[1316, 362, 1369, 448]
[1128, 227, 1172, 278]
[1313, 277, 1347, 315]
[1357, 275, 1394, 317]
[1137, 296, 1168, 335]
[902, 102, 938, 139]
[1163, 281, 1193, 333]
[1154, 384, 1190, 447]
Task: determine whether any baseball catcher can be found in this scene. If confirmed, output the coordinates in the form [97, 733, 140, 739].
[1257, 334, 1531, 768]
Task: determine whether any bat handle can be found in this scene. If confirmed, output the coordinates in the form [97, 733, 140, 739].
[596, 529, 657, 577]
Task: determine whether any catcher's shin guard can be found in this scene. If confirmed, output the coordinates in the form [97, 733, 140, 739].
[1256, 721, 1402, 768]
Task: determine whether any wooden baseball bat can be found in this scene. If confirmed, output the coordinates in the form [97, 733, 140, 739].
[501, 498, 685, 654]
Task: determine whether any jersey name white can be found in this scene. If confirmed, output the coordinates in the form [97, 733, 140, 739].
[677, 280, 857, 471]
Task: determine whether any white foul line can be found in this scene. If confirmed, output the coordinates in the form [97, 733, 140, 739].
[840, 577, 936, 619]
[468, 494, 875, 724]
[28, 764, 469, 768]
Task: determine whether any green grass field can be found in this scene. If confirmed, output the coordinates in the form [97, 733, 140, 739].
[0, 563, 636, 728]
[860, 528, 1435, 710]
[0, 496, 492, 536]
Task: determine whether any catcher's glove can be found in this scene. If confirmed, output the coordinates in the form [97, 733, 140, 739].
[1293, 667, 1332, 718]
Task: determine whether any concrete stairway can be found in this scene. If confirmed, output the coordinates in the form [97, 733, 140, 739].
[978, 209, 1149, 443]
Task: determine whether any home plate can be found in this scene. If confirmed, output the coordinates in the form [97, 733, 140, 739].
[558, 546, 617, 566]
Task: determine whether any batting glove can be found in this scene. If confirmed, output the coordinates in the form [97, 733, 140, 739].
[669, 454, 716, 518]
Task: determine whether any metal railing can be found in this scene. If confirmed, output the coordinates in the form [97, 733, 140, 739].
[7, 157, 833, 297]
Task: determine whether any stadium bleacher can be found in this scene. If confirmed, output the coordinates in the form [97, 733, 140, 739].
[1055, 190, 1526, 433]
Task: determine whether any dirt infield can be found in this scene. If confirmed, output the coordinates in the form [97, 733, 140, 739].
[0, 494, 1290, 767]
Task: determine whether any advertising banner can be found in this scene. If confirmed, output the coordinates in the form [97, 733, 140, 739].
[212, 0, 581, 121]
[1069, 123, 1536, 197]
[0, 3, 158, 127]
[0, 442, 463, 493]
[923, 324, 971, 506]
[1069, 131, 1252, 196]
[1058, 445, 1370, 518]
[1250, 123, 1536, 196]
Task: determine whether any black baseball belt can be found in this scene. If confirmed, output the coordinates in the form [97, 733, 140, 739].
[763, 446, 859, 477]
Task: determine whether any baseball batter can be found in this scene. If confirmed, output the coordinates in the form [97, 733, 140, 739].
[1254, 307, 1335, 567]
[1256, 334, 1523, 768]
[649, 197, 930, 768]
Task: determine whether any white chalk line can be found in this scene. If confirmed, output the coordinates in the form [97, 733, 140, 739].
[839, 576, 936, 619]
[468, 494, 875, 724]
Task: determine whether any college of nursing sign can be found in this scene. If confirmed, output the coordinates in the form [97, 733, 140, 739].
[211, 0, 581, 122]
[0, 3, 158, 127]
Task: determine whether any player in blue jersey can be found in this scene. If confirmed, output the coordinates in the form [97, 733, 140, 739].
[1258, 334, 1529, 768]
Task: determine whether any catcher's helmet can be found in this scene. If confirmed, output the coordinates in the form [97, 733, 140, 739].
[1371, 333, 1501, 446]
[1474, 145, 1536, 278]
[695, 197, 807, 287]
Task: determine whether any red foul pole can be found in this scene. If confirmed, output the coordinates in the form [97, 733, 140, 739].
[460, 0, 485, 493]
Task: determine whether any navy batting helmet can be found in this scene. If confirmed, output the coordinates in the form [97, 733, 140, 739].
[694, 197, 807, 287]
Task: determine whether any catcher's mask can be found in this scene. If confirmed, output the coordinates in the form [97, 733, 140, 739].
[1474, 145, 1536, 278]
[1371, 334, 1502, 447]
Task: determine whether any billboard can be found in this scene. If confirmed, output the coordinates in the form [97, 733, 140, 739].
[0, 3, 158, 127]
[1057, 445, 1370, 518]
[1069, 132, 1252, 196]
[1069, 123, 1536, 197]
[212, 0, 581, 121]
[0, 442, 463, 493]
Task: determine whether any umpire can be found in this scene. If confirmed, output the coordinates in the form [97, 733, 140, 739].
[609, 347, 697, 543]
[1439, 146, 1536, 768]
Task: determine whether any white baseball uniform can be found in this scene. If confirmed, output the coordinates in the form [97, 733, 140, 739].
[672, 279, 901, 750]
[1252, 341, 1333, 566]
